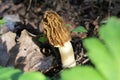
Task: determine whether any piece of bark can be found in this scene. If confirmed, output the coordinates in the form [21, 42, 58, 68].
[0, 31, 16, 66]
[15, 30, 54, 72]
[0, 30, 54, 72]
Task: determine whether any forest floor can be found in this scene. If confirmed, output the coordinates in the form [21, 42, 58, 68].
[0, 0, 120, 79]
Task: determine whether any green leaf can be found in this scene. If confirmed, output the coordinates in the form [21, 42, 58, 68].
[71, 26, 87, 33]
[19, 72, 48, 80]
[61, 66, 105, 80]
[65, 24, 71, 27]
[0, 18, 5, 25]
[100, 17, 120, 63]
[38, 34, 47, 43]
[99, 17, 120, 80]
[0, 67, 23, 80]
[84, 38, 119, 80]
[0, 66, 49, 80]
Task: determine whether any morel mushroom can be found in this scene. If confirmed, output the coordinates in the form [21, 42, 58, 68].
[41, 11, 76, 68]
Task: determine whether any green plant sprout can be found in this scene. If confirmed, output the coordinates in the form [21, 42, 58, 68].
[0, 18, 5, 25]
[38, 34, 47, 43]
[65, 24, 71, 27]
[0, 18, 5, 36]
[19, 72, 48, 80]
[0, 66, 48, 80]
[71, 26, 87, 33]
[65, 24, 87, 33]
[61, 17, 120, 80]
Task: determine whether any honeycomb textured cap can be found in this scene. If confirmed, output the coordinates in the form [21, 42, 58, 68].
[42, 11, 71, 47]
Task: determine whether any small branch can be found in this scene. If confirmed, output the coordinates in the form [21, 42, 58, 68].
[27, 0, 32, 11]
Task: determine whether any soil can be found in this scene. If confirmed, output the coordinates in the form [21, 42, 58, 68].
[0, 0, 120, 79]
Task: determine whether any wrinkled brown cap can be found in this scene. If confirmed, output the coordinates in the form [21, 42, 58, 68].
[42, 11, 71, 47]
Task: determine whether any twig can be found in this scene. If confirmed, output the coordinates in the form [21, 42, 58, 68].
[108, 0, 112, 16]
[27, 0, 32, 11]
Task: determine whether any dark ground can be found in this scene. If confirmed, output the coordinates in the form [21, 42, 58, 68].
[0, 0, 120, 79]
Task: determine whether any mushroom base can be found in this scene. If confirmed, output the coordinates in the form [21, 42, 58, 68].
[58, 41, 76, 68]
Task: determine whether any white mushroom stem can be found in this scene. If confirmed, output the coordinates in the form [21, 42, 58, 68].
[58, 41, 76, 68]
